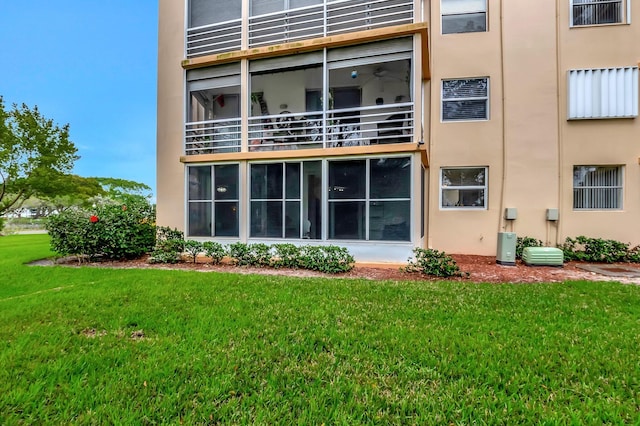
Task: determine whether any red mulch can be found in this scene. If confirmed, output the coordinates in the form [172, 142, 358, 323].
[55, 254, 640, 284]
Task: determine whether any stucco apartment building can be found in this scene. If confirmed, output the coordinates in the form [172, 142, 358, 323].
[157, 0, 640, 263]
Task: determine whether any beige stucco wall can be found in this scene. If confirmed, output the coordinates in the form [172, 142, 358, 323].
[157, 0, 186, 231]
[426, 0, 639, 255]
[427, 0, 506, 255]
[557, 3, 640, 246]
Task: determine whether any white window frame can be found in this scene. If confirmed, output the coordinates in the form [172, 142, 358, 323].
[440, 167, 488, 210]
[327, 156, 413, 242]
[186, 163, 241, 238]
[570, 0, 631, 27]
[441, 77, 489, 122]
[441, 0, 488, 34]
[573, 165, 623, 210]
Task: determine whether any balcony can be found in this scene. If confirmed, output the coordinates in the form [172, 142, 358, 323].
[249, 102, 414, 151]
[186, 0, 414, 58]
[185, 119, 241, 155]
[184, 102, 413, 156]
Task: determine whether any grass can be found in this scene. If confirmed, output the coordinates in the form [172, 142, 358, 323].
[1, 217, 46, 234]
[1, 234, 639, 424]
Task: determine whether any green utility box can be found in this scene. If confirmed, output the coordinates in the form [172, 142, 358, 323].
[496, 232, 516, 266]
[522, 247, 564, 267]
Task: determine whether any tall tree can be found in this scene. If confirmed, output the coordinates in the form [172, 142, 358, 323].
[0, 97, 79, 215]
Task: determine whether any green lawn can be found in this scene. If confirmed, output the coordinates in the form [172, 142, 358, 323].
[1, 234, 639, 424]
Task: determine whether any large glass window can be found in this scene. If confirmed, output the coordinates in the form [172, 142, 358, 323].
[250, 161, 322, 238]
[324, 38, 414, 147]
[573, 166, 623, 210]
[248, 38, 413, 150]
[249, 53, 323, 151]
[186, 65, 241, 154]
[442, 78, 489, 122]
[189, 0, 241, 28]
[440, 167, 487, 209]
[251, 0, 322, 16]
[441, 0, 487, 34]
[329, 157, 411, 241]
[188, 164, 240, 237]
[571, 0, 628, 26]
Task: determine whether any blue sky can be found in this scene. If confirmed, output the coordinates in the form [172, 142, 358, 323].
[0, 2, 158, 195]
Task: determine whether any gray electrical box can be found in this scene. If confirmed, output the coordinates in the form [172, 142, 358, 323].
[504, 208, 517, 220]
[546, 208, 559, 221]
[497, 232, 517, 266]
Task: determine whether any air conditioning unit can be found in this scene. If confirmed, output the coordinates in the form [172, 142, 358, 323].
[496, 232, 516, 266]
[522, 247, 564, 267]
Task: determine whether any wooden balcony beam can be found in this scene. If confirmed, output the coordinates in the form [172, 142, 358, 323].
[182, 23, 430, 80]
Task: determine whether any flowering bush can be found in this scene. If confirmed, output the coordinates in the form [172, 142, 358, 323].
[46, 199, 156, 260]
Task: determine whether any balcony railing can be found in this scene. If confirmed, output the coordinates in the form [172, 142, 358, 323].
[185, 119, 241, 155]
[250, 0, 413, 48]
[248, 102, 414, 151]
[187, 18, 242, 58]
[186, 0, 413, 57]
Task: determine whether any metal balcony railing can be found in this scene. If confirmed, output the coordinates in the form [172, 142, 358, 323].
[248, 102, 414, 151]
[186, 0, 413, 57]
[249, 0, 413, 48]
[185, 119, 241, 155]
[187, 18, 242, 58]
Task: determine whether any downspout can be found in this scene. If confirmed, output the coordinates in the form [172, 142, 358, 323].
[555, 0, 564, 248]
[498, 0, 508, 233]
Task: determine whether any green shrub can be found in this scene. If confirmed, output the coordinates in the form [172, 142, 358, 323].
[202, 241, 226, 264]
[0, 217, 5, 233]
[228, 242, 252, 266]
[250, 243, 273, 267]
[148, 226, 184, 264]
[627, 246, 640, 263]
[516, 236, 544, 259]
[559, 236, 630, 263]
[46, 208, 100, 259]
[184, 240, 204, 263]
[156, 226, 184, 242]
[271, 243, 301, 269]
[298, 245, 354, 273]
[46, 200, 155, 260]
[404, 248, 467, 278]
[226, 243, 353, 273]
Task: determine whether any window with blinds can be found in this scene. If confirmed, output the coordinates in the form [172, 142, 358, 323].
[441, 78, 489, 121]
[573, 166, 623, 210]
[570, 0, 630, 27]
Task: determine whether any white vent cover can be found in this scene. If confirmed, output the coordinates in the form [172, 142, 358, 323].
[568, 67, 638, 120]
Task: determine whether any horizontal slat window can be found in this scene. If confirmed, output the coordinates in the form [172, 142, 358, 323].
[442, 78, 489, 121]
[568, 67, 639, 119]
[573, 166, 623, 210]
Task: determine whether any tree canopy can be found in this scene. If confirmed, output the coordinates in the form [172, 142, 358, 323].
[0, 97, 79, 215]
